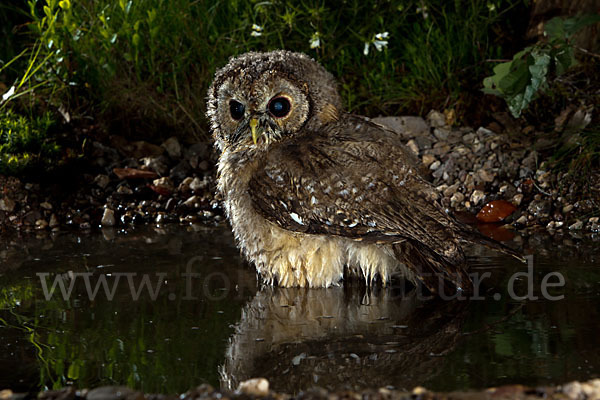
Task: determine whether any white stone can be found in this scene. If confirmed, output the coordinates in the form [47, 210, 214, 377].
[238, 378, 269, 397]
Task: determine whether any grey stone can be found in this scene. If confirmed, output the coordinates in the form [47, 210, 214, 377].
[161, 136, 182, 159]
[101, 208, 116, 227]
[372, 116, 429, 139]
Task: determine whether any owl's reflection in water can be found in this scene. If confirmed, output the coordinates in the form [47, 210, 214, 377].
[220, 285, 467, 392]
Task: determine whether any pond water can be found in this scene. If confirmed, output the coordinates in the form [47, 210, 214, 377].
[0, 225, 599, 394]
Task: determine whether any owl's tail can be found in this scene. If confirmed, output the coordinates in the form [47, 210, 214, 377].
[393, 240, 473, 296]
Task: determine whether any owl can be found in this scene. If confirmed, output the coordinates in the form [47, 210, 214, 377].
[207, 50, 522, 294]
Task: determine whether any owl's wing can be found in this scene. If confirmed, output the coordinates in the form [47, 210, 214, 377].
[248, 118, 473, 292]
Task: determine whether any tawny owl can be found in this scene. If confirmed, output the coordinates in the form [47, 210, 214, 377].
[207, 50, 522, 294]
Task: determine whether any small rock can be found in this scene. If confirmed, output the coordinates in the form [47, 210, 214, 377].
[589, 217, 599, 224]
[450, 192, 464, 204]
[569, 220, 583, 230]
[40, 201, 53, 210]
[183, 195, 201, 208]
[422, 154, 436, 167]
[151, 177, 174, 195]
[476, 126, 494, 138]
[238, 378, 269, 397]
[101, 208, 116, 226]
[433, 128, 449, 141]
[0, 197, 16, 212]
[49, 214, 59, 228]
[443, 184, 458, 197]
[178, 177, 194, 192]
[140, 156, 169, 176]
[87, 386, 142, 400]
[406, 139, 419, 155]
[516, 215, 528, 225]
[512, 193, 524, 206]
[35, 219, 48, 229]
[527, 200, 551, 217]
[116, 185, 133, 195]
[429, 160, 441, 170]
[94, 174, 110, 188]
[563, 381, 583, 400]
[470, 190, 485, 206]
[427, 110, 446, 128]
[462, 132, 476, 144]
[129, 141, 164, 159]
[478, 169, 495, 183]
[190, 177, 207, 192]
[161, 136, 182, 159]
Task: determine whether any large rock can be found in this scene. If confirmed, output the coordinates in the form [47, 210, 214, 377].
[371, 116, 429, 140]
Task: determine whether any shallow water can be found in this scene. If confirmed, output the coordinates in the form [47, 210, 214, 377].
[0, 225, 599, 394]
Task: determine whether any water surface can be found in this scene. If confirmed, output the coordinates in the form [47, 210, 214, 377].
[1, 225, 599, 393]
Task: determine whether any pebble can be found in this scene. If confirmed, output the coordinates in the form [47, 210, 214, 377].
[40, 201, 53, 210]
[569, 220, 583, 230]
[406, 139, 419, 155]
[512, 193, 524, 206]
[429, 160, 441, 170]
[101, 208, 116, 227]
[516, 215, 528, 225]
[470, 190, 485, 206]
[238, 378, 269, 397]
[35, 219, 48, 229]
[427, 109, 446, 128]
[478, 169, 495, 183]
[94, 174, 110, 188]
[422, 154, 436, 167]
[183, 195, 201, 208]
[116, 185, 133, 195]
[562, 204, 574, 213]
[189, 177, 207, 192]
[49, 214, 59, 228]
[450, 192, 464, 204]
[0, 197, 16, 212]
[161, 136, 182, 159]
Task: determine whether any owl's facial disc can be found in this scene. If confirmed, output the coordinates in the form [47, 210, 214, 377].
[215, 74, 309, 150]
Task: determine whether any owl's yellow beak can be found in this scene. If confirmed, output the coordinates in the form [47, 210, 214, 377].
[249, 118, 259, 145]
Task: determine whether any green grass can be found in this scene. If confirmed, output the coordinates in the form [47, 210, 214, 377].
[2, 0, 527, 143]
[0, 109, 61, 175]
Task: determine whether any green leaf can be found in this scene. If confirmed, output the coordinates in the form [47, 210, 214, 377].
[563, 14, 600, 37]
[554, 45, 575, 75]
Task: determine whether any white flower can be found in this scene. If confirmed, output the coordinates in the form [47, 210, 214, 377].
[1, 86, 15, 103]
[373, 32, 389, 51]
[364, 32, 389, 55]
[250, 24, 263, 37]
[416, 5, 429, 19]
[363, 42, 370, 55]
[309, 31, 321, 49]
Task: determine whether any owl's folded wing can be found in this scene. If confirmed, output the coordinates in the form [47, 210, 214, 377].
[247, 138, 473, 292]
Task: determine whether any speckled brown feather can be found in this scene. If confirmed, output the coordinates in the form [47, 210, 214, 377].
[248, 114, 473, 292]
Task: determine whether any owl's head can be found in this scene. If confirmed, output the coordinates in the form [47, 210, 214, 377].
[207, 50, 342, 152]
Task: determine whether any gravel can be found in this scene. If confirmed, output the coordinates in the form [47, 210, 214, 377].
[0, 112, 598, 236]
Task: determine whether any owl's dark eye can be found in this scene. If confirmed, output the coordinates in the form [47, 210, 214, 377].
[268, 97, 291, 118]
[229, 100, 245, 120]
